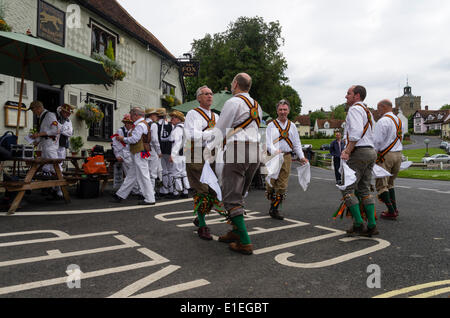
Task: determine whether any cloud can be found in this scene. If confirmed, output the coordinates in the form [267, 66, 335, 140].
[118, 0, 450, 112]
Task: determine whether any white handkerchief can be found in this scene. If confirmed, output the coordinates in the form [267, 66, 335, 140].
[372, 164, 393, 179]
[297, 162, 311, 191]
[337, 161, 357, 191]
[265, 153, 284, 188]
[400, 161, 413, 171]
[24, 135, 35, 145]
[200, 161, 222, 201]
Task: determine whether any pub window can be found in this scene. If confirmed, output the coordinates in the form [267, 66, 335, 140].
[87, 96, 115, 142]
[162, 81, 176, 96]
[91, 23, 117, 56]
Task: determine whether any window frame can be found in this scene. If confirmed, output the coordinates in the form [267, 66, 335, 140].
[89, 19, 118, 57]
[86, 94, 116, 142]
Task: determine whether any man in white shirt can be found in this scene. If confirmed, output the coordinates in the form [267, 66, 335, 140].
[169, 110, 190, 199]
[145, 108, 163, 199]
[341, 85, 378, 237]
[56, 104, 74, 163]
[265, 99, 308, 220]
[206, 73, 262, 255]
[373, 99, 403, 220]
[112, 114, 139, 195]
[184, 86, 223, 240]
[113, 107, 155, 205]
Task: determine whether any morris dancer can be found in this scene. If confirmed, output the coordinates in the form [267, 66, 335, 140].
[184, 85, 222, 240]
[374, 99, 403, 220]
[112, 107, 155, 205]
[265, 99, 308, 220]
[169, 110, 190, 199]
[207, 73, 262, 255]
[340, 85, 378, 237]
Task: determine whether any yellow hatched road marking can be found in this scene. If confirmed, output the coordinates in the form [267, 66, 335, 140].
[373, 280, 450, 298]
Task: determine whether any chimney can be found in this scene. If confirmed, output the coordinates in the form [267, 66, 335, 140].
[425, 105, 429, 111]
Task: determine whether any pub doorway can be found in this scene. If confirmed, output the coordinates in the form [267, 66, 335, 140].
[33, 83, 64, 127]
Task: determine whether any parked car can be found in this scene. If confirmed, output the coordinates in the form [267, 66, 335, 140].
[302, 144, 312, 151]
[422, 154, 450, 164]
[320, 144, 330, 151]
[440, 141, 448, 149]
[447, 145, 450, 155]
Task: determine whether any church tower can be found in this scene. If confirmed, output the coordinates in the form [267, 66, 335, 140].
[395, 81, 421, 117]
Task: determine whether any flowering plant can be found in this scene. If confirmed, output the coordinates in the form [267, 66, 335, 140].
[76, 103, 104, 128]
[92, 52, 126, 82]
[0, 18, 11, 32]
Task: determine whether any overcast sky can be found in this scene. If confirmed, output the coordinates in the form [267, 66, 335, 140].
[117, 0, 450, 114]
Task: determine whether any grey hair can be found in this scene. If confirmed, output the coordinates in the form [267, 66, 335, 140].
[196, 85, 210, 98]
[130, 107, 145, 117]
[276, 99, 290, 111]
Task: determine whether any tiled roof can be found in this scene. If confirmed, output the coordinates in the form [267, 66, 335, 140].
[316, 119, 345, 129]
[76, 0, 176, 61]
[294, 115, 311, 126]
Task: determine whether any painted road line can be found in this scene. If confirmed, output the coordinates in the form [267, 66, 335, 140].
[131, 279, 211, 298]
[0, 230, 118, 248]
[373, 280, 450, 298]
[0, 234, 140, 267]
[253, 226, 345, 255]
[1, 198, 193, 216]
[274, 237, 391, 269]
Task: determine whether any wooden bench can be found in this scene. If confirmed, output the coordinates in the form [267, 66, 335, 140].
[1, 158, 70, 215]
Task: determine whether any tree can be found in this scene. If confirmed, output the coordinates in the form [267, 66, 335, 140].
[185, 16, 298, 117]
[440, 104, 450, 110]
[280, 84, 302, 120]
[309, 110, 327, 127]
[329, 104, 347, 120]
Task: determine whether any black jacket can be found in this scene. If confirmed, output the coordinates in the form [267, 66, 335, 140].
[329, 139, 345, 158]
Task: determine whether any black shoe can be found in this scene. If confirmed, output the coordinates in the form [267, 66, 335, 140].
[361, 226, 379, 237]
[269, 207, 284, 220]
[180, 193, 189, 199]
[111, 194, 123, 203]
[193, 217, 199, 227]
[138, 200, 155, 206]
[346, 224, 365, 237]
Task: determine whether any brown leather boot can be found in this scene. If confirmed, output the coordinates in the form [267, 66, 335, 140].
[229, 242, 253, 255]
[197, 226, 213, 241]
[218, 231, 240, 243]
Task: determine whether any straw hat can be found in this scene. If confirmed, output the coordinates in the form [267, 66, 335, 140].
[59, 103, 75, 114]
[156, 108, 167, 117]
[145, 108, 158, 116]
[170, 110, 185, 122]
[122, 114, 133, 124]
[26, 100, 43, 111]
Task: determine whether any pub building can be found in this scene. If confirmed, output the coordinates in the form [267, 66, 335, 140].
[0, 0, 186, 150]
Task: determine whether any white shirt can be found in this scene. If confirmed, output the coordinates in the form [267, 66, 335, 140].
[171, 123, 185, 157]
[266, 119, 305, 159]
[373, 112, 403, 153]
[112, 126, 129, 158]
[212, 93, 262, 146]
[184, 106, 219, 147]
[146, 119, 162, 155]
[124, 118, 148, 145]
[37, 110, 59, 145]
[344, 102, 375, 148]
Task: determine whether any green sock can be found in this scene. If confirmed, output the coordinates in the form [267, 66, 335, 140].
[389, 189, 397, 211]
[348, 204, 364, 227]
[379, 191, 396, 214]
[364, 204, 377, 229]
[197, 213, 206, 228]
[231, 215, 251, 245]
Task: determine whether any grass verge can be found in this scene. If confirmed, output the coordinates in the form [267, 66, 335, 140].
[398, 169, 450, 181]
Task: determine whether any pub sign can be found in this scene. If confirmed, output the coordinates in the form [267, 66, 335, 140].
[180, 61, 200, 77]
[37, 0, 66, 47]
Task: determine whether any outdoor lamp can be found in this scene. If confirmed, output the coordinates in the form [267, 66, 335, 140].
[424, 138, 430, 157]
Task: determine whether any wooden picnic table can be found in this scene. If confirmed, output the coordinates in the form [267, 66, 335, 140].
[1, 158, 70, 215]
[65, 155, 87, 173]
